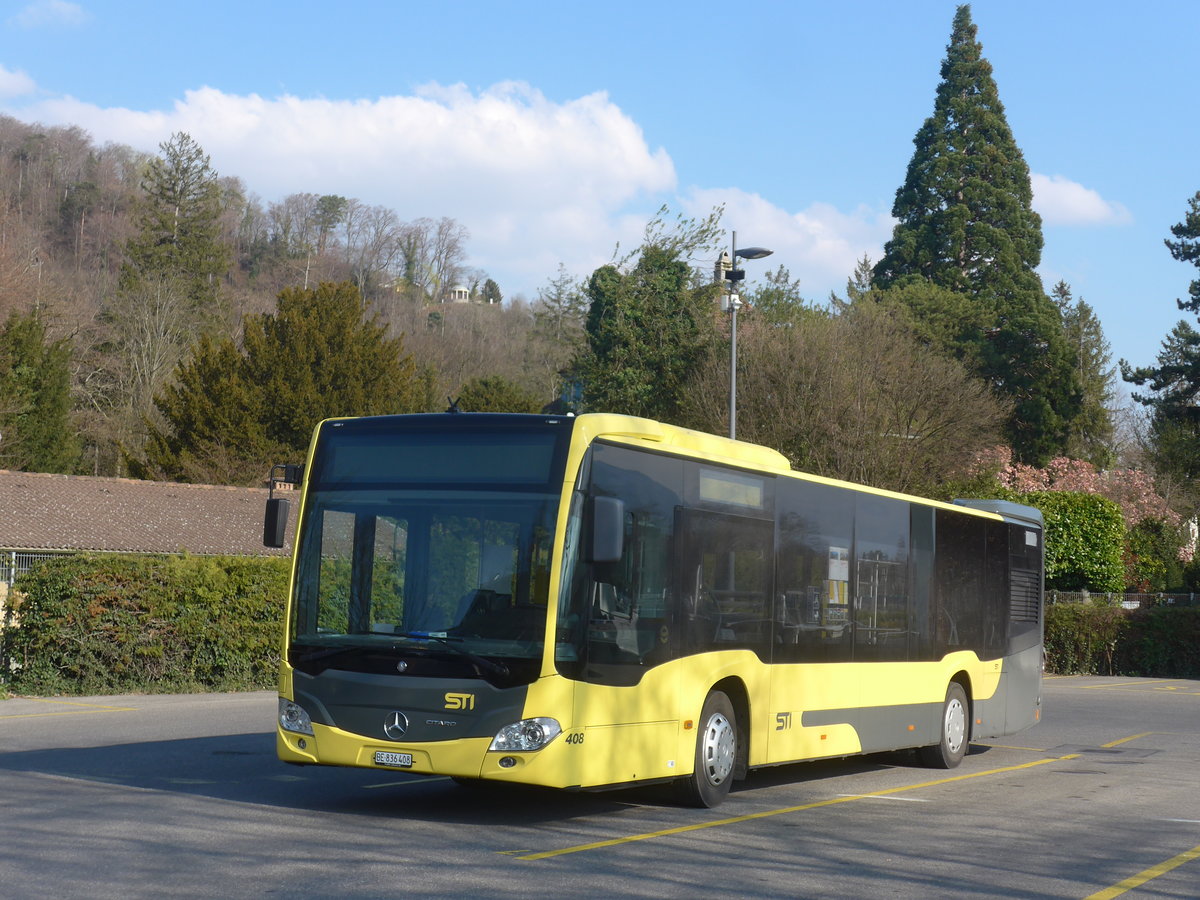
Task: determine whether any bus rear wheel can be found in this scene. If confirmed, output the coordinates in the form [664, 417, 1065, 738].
[919, 682, 969, 768]
[678, 691, 737, 808]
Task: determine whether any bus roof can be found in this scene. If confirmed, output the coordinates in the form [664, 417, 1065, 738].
[571, 413, 1033, 525]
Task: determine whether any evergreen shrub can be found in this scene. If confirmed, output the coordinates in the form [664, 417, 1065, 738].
[1044, 600, 1127, 675]
[1, 554, 289, 695]
[1115, 606, 1200, 678]
[1023, 491, 1125, 592]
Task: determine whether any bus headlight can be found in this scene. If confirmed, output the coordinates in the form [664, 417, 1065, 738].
[279, 698, 314, 736]
[489, 717, 562, 752]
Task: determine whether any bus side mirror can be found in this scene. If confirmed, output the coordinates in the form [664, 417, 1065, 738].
[264, 497, 290, 548]
[589, 496, 625, 563]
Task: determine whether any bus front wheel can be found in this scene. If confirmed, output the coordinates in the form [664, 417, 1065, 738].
[678, 691, 737, 808]
[919, 682, 969, 769]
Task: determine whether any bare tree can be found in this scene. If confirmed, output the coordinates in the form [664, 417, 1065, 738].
[340, 200, 404, 305]
[104, 273, 204, 440]
[395, 300, 559, 408]
[683, 304, 1008, 495]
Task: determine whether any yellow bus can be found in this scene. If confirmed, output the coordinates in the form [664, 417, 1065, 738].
[266, 412, 1043, 807]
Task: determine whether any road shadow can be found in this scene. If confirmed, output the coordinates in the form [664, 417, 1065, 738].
[0, 731, 685, 824]
[0, 729, 973, 824]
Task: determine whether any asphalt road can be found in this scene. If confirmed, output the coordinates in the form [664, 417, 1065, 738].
[1, 676, 1198, 899]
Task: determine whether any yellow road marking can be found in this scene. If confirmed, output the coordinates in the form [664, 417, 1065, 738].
[1101, 732, 1153, 748]
[1077, 679, 1200, 695]
[1083, 843, 1200, 899]
[1080, 679, 1166, 689]
[513, 754, 1079, 861]
[0, 698, 138, 719]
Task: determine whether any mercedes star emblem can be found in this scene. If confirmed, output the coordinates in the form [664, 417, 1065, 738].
[383, 710, 409, 740]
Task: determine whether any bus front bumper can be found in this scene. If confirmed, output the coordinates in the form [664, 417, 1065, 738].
[277, 723, 577, 787]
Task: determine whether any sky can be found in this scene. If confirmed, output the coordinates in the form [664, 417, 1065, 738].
[1, 0, 1197, 377]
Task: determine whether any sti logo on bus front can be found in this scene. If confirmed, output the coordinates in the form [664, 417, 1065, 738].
[444, 693, 475, 710]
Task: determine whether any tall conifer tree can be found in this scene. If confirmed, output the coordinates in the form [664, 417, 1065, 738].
[873, 4, 1079, 463]
[1051, 281, 1116, 465]
[121, 132, 229, 307]
[1122, 190, 1200, 494]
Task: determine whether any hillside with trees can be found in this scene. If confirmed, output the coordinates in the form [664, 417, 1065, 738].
[0, 115, 577, 478]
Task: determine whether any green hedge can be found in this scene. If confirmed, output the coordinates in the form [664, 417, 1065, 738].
[1115, 606, 1200, 678]
[1, 554, 290, 695]
[1046, 601, 1200, 678]
[1045, 600, 1127, 674]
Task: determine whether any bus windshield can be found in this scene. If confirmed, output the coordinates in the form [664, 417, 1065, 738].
[288, 415, 571, 686]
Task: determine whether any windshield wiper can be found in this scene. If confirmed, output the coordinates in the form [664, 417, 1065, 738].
[393, 632, 510, 678]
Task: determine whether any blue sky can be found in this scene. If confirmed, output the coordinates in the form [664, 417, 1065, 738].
[2, 0, 1197, 380]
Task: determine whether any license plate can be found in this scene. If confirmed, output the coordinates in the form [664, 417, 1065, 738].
[374, 751, 413, 768]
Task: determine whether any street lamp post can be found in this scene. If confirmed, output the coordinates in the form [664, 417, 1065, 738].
[723, 231, 773, 440]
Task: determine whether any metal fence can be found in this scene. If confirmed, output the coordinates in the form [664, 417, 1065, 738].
[1047, 591, 1200, 609]
[0, 550, 70, 588]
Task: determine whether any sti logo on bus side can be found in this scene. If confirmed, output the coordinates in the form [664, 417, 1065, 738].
[444, 693, 475, 710]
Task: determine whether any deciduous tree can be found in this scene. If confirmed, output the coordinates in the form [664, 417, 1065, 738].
[682, 303, 1008, 494]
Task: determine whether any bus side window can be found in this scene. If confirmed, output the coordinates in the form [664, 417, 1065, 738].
[775, 480, 854, 663]
[853, 494, 911, 662]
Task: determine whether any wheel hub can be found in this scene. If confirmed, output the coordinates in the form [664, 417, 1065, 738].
[702, 712, 736, 785]
[945, 697, 966, 753]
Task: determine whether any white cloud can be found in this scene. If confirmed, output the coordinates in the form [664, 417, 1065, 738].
[10, 1, 90, 28]
[682, 187, 895, 301]
[0, 79, 900, 302]
[0, 64, 35, 98]
[1031, 173, 1131, 226]
[10, 81, 676, 299]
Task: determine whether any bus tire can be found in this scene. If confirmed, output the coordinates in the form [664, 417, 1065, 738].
[919, 682, 969, 769]
[678, 691, 737, 808]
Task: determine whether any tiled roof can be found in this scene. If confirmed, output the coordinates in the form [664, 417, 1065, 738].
[0, 469, 295, 556]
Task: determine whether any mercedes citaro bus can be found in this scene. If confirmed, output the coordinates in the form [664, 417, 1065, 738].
[264, 412, 1043, 807]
